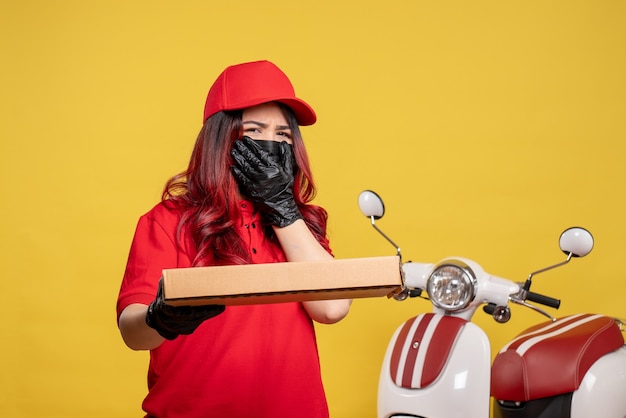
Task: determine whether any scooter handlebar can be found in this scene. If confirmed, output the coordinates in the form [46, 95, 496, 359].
[526, 291, 561, 309]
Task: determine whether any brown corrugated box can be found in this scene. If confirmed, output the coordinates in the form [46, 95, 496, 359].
[162, 256, 402, 306]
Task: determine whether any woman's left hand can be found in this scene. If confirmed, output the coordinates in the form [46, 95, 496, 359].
[231, 137, 302, 227]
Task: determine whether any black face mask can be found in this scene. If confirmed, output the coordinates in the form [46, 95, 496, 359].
[250, 138, 284, 163]
[242, 136, 294, 166]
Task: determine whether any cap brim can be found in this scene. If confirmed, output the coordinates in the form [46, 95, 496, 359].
[276, 98, 317, 126]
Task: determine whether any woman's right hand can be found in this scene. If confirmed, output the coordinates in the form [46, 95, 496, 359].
[118, 279, 225, 350]
[145, 278, 225, 340]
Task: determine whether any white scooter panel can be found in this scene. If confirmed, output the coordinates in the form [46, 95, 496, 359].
[378, 313, 491, 418]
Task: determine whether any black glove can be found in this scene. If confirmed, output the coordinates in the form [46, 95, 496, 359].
[231, 136, 303, 228]
[145, 278, 225, 340]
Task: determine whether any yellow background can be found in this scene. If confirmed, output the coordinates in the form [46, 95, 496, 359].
[1, 1, 625, 417]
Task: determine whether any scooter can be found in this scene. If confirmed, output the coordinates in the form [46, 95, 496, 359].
[357, 190, 626, 418]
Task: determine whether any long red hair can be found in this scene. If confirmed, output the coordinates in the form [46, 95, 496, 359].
[163, 104, 328, 267]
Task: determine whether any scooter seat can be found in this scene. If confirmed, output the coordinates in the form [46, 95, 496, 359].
[491, 313, 624, 402]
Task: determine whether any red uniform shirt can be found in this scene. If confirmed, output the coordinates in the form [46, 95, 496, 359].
[117, 201, 329, 418]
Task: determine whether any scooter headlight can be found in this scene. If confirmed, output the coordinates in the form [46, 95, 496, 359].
[427, 260, 476, 311]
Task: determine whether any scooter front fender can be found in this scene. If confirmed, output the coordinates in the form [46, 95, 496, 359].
[378, 314, 491, 418]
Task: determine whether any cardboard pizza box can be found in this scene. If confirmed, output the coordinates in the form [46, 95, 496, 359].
[162, 256, 402, 306]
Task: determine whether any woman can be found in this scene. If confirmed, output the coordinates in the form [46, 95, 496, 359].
[116, 60, 352, 418]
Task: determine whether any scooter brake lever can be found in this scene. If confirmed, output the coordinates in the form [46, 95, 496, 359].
[509, 297, 556, 322]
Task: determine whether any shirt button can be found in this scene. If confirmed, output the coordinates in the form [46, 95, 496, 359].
[244, 224, 249, 229]
[251, 223, 256, 229]
[252, 248, 257, 254]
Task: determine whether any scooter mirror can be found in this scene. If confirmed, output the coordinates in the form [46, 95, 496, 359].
[559, 227, 594, 258]
[358, 190, 402, 258]
[358, 190, 385, 219]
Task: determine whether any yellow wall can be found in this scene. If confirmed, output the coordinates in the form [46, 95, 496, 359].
[1, 1, 625, 417]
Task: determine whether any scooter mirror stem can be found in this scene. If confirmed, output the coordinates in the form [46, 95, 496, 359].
[369, 215, 402, 260]
[523, 252, 574, 291]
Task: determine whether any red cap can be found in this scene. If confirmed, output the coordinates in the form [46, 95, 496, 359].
[203, 60, 317, 126]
